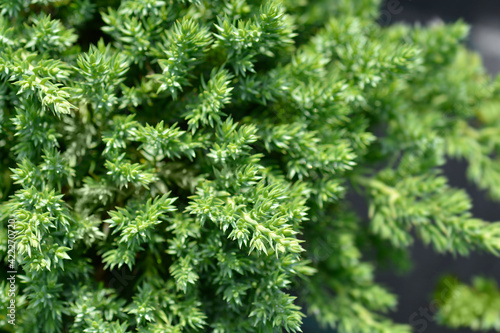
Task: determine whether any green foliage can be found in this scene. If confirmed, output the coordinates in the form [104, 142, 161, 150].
[435, 276, 500, 331]
[1, 0, 500, 332]
[103, 193, 177, 270]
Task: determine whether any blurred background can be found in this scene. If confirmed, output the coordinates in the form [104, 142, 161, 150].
[304, 1, 500, 332]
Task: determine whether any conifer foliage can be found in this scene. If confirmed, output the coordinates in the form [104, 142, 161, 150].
[1, 0, 500, 332]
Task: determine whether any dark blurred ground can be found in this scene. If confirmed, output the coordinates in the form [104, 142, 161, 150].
[389, 0, 500, 75]
[304, 1, 500, 332]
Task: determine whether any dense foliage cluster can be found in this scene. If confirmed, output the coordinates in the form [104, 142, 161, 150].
[1, 0, 500, 332]
[435, 276, 500, 331]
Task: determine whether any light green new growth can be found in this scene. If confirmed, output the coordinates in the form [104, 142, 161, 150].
[436, 277, 500, 331]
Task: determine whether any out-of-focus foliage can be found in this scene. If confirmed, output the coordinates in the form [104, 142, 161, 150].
[435, 276, 500, 331]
